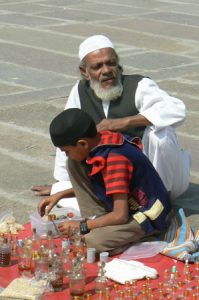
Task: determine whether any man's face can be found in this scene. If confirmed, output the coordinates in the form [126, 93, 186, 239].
[82, 48, 123, 101]
[84, 48, 120, 88]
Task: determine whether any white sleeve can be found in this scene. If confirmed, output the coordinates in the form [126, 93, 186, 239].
[64, 81, 81, 110]
[53, 81, 81, 181]
[53, 148, 69, 181]
[135, 78, 186, 130]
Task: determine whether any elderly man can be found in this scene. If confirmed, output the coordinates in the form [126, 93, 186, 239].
[32, 35, 191, 205]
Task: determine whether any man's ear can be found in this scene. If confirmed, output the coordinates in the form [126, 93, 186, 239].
[79, 67, 90, 80]
[77, 139, 89, 149]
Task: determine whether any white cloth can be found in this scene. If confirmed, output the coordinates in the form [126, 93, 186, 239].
[143, 126, 191, 199]
[53, 77, 191, 200]
[104, 258, 158, 284]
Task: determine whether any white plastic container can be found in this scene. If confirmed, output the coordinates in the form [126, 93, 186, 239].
[30, 207, 81, 237]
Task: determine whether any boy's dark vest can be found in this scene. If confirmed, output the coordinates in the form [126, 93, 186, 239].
[78, 74, 146, 138]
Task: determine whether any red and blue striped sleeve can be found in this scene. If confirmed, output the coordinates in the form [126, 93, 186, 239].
[102, 152, 133, 195]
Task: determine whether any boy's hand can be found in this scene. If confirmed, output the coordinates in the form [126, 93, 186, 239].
[58, 221, 80, 237]
[38, 194, 60, 216]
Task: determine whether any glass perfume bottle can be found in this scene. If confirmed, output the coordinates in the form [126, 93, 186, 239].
[34, 244, 49, 280]
[95, 261, 108, 293]
[61, 237, 72, 276]
[17, 239, 32, 276]
[49, 253, 64, 291]
[167, 265, 177, 292]
[195, 256, 199, 280]
[0, 237, 11, 267]
[69, 272, 85, 299]
[69, 257, 86, 300]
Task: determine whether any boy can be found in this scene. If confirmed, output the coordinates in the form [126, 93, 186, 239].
[38, 108, 171, 255]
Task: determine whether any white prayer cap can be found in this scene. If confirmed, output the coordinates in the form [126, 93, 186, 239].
[79, 35, 114, 61]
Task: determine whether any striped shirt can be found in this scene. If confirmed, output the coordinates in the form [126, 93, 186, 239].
[87, 130, 171, 234]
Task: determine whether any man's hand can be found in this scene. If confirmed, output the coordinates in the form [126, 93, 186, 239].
[58, 220, 80, 237]
[37, 194, 60, 216]
[97, 115, 151, 132]
[97, 118, 129, 132]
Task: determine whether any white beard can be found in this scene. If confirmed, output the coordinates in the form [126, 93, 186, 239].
[90, 77, 123, 102]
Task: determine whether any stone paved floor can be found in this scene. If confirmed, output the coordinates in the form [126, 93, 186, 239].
[0, 0, 198, 227]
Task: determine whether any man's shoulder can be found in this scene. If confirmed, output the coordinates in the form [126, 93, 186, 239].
[122, 74, 147, 82]
[78, 79, 88, 88]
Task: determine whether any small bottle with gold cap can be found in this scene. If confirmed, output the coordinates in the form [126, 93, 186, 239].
[118, 290, 125, 299]
[167, 265, 177, 292]
[95, 290, 104, 299]
[183, 254, 191, 270]
[146, 277, 152, 290]
[72, 296, 83, 300]
[84, 293, 92, 300]
[195, 257, 199, 280]
[131, 280, 138, 297]
[183, 288, 190, 300]
[124, 280, 130, 290]
[163, 268, 169, 288]
[184, 271, 192, 291]
[171, 285, 177, 300]
[141, 283, 147, 293]
[105, 286, 111, 298]
[140, 290, 147, 300]
[177, 280, 184, 298]
[113, 283, 120, 300]
[195, 283, 199, 296]
[157, 288, 164, 300]
[125, 289, 132, 300]
[158, 281, 163, 290]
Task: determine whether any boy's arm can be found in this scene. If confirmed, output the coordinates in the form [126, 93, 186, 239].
[87, 193, 129, 229]
[38, 188, 75, 216]
[58, 193, 130, 236]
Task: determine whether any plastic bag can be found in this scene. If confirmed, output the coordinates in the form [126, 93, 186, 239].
[0, 277, 48, 300]
[0, 210, 14, 223]
[0, 210, 24, 234]
[120, 241, 168, 260]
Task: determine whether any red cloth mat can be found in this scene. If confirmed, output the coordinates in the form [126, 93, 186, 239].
[0, 223, 198, 299]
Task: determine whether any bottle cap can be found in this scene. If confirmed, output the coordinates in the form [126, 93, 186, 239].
[18, 239, 24, 247]
[171, 265, 176, 273]
[87, 247, 96, 264]
[99, 251, 109, 263]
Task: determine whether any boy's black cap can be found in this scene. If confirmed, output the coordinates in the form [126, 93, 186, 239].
[49, 108, 95, 147]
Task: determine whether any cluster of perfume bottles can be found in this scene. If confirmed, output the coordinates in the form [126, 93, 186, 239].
[0, 228, 87, 293]
[73, 259, 199, 300]
[1, 230, 199, 300]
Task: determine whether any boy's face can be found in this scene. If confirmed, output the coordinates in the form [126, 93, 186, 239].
[60, 140, 89, 162]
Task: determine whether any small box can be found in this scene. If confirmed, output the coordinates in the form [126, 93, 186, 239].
[30, 207, 81, 237]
